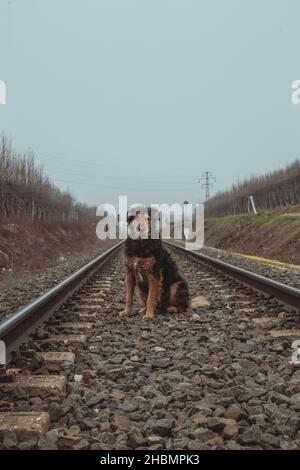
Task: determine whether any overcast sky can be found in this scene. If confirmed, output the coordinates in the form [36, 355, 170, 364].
[1, 0, 300, 207]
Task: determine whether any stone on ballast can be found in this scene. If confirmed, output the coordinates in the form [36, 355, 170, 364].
[150, 418, 174, 437]
[152, 346, 166, 353]
[237, 426, 263, 445]
[113, 415, 130, 430]
[85, 392, 106, 407]
[224, 404, 245, 421]
[223, 419, 239, 439]
[2, 430, 18, 448]
[150, 359, 171, 369]
[291, 392, 300, 410]
[207, 417, 238, 438]
[269, 391, 291, 405]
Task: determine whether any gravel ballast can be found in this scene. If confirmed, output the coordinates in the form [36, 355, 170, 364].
[0, 241, 115, 323]
[200, 248, 300, 290]
[1, 246, 299, 450]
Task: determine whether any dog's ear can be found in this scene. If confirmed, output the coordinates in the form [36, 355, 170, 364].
[127, 213, 136, 225]
[127, 210, 143, 224]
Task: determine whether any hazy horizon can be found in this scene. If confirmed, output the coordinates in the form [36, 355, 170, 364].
[1, 0, 300, 208]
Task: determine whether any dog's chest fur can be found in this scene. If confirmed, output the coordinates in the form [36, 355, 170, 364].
[125, 255, 155, 282]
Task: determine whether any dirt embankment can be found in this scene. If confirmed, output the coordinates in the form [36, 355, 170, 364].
[0, 217, 111, 278]
[205, 213, 300, 265]
[0, 217, 116, 321]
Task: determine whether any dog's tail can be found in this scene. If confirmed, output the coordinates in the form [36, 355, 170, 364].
[190, 296, 210, 309]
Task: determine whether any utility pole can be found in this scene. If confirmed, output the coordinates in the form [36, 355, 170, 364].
[198, 172, 216, 202]
[247, 195, 257, 215]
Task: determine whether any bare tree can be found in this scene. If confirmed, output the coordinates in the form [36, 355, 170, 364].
[205, 160, 300, 217]
[0, 136, 96, 223]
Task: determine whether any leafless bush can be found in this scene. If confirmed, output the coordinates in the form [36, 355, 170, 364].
[206, 160, 300, 217]
[0, 136, 95, 223]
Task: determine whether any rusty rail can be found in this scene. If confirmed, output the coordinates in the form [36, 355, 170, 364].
[165, 241, 300, 312]
[0, 241, 124, 362]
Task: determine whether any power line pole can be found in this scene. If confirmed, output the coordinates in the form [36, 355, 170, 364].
[198, 172, 216, 202]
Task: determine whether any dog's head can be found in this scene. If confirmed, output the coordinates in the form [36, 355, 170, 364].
[127, 206, 159, 240]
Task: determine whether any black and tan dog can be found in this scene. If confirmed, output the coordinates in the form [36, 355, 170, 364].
[121, 209, 190, 320]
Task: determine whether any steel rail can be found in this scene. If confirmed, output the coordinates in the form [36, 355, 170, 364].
[0, 241, 124, 360]
[165, 241, 300, 313]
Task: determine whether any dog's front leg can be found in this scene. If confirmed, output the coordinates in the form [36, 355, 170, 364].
[120, 271, 135, 317]
[143, 274, 158, 320]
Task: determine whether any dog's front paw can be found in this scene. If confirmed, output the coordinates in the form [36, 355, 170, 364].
[142, 313, 155, 320]
[120, 309, 131, 317]
[167, 306, 179, 313]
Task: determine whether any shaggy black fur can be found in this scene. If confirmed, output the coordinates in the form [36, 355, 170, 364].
[124, 237, 190, 312]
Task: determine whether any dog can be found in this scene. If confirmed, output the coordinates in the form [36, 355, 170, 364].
[121, 208, 190, 320]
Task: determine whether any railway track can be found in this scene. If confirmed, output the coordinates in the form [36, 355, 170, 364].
[166, 242, 300, 313]
[0, 241, 124, 362]
[0, 241, 300, 450]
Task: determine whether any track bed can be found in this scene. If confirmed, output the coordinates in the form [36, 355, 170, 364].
[0, 246, 300, 450]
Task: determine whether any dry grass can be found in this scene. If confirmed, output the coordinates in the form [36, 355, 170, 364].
[205, 213, 300, 264]
[0, 216, 102, 273]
